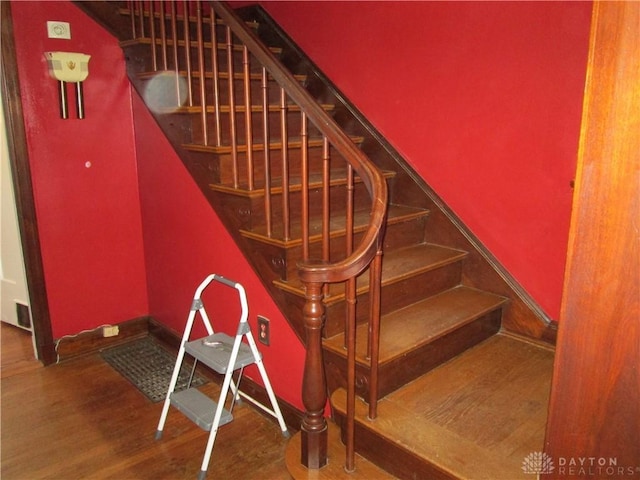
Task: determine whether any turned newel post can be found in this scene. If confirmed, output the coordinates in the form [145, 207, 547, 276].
[301, 281, 328, 469]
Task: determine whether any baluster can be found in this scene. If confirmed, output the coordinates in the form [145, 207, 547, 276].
[301, 282, 328, 469]
[301, 112, 309, 260]
[148, 0, 157, 71]
[226, 26, 238, 187]
[262, 68, 272, 237]
[158, 1, 168, 69]
[344, 162, 357, 472]
[344, 163, 354, 346]
[170, 2, 180, 104]
[280, 88, 290, 241]
[322, 137, 331, 297]
[367, 248, 383, 420]
[137, 0, 145, 38]
[209, 7, 222, 146]
[129, 1, 136, 39]
[345, 273, 357, 472]
[182, 0, 193, 106]
[242, 46, 254, 190]
[195, 1, 208, 145]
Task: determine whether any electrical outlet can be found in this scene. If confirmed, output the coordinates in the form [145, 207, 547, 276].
[102, 325, 119, 337]
[257, 316, 270, 346]
[47, 21, 71, 39]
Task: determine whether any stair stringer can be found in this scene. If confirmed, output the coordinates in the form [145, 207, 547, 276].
[236, 4, 557, 345]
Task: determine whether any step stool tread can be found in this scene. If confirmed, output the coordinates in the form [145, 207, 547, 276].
[170, 388, 233, 431]
[185, 333, 258, 373]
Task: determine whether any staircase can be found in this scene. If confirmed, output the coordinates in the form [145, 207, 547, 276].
[75, 2, 556, 478]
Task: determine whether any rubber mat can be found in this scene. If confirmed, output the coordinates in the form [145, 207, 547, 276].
[101, 337, 207, 403]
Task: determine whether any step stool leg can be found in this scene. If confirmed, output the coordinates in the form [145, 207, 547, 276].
[155, 344, 188, 440]
[156, 306, 199, 439]
[245, 331, 290, 437]
[197, 331, 244, 479]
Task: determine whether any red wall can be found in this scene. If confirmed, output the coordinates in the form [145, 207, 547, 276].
[11, 1, 148, 338]
[131, 93, 305, 409]
[257, 1, 592, 321]
[9, 0, 589, 408]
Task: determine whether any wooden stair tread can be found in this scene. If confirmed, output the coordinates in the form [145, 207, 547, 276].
[209, 169, 396, 197]
[183, 135, 364, 154]
[244, 205, 429, 251]
[274, 242, 464, 303]
[324, 286, 508, 364]
[331, 334, 554, 480]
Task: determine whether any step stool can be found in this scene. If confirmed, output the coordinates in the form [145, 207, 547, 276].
[155, 274, 290, 480]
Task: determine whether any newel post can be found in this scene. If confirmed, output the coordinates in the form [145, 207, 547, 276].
[300, 281, 328, 469]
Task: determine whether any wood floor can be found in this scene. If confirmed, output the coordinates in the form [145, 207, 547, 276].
[1, 323, 292, 480]
[332, 334, 555, 479]
[1, 323, 392, 480]
[1, 324, 554, 480]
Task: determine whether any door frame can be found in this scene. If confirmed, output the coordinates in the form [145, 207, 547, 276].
[1, 1, 56, 364]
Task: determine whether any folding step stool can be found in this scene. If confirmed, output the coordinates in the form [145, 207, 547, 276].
[155, 274, 290, 480]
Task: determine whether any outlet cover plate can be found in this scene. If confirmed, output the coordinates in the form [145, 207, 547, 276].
[257, 316, 270, 346]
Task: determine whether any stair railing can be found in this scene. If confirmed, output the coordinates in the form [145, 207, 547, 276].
[125, 0, 388, 471]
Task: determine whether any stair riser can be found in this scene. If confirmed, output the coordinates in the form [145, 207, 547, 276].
[195, 147, 354, 187]
[189, 76, 306, 107]
[243, 187, 373, 231]
[248, 216, 428, 281]
[324, 308, 502, 400]
[332, 412, 456, 480]
[189, 110, 323, 149]
[128, 41, 270, 76]
[281, 261, 463, 339]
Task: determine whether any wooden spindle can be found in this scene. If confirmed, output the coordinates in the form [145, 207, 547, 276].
[345, 163, 357, 468]
[343, 163, 355, 348]
[170, 2, 180, 104]
[262, 67, 272, 237]
[137, 0, 145, 38]
[182, 0, 193, 106]
[226, 26, 239, 187]
[367, 248, 383, 420]
[209, 7, 222, 146]
[301, 112, 309, 260]
[322, 137, 331, 297]
[242, 46, 254, 190]
[159, 1, 168, 69]
[195, 1, 208, 145]
[129, 1, 137, 39]
[149, 0, 157, 71]
[280, 88, 290, 241]
[300, 282, 328, 469]
[345, 274, 357, 472]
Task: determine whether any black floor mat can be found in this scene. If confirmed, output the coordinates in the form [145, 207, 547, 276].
[101, 337, 207, 403]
